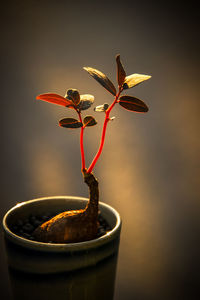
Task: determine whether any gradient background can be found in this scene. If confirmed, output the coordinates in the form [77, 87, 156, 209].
[1, 1, 200, 299]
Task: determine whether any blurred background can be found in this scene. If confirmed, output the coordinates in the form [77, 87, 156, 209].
[1, 1, 199, 299]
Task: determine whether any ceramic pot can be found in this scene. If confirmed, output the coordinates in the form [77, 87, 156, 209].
[3, 196, 121, 300]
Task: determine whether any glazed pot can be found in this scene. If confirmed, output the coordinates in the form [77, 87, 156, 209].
[3, 196, 121, 300]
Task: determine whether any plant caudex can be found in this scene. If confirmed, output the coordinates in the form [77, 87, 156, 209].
[34, 55, 151, 243]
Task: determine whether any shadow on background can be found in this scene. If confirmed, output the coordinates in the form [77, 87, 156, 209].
[1, 1, 200, 299]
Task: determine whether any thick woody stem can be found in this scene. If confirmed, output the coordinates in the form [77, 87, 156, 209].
[83, 170, 99, 219]
[33, 171, 99, 243]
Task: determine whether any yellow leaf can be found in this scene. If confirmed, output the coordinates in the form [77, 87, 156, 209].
[123, 73, 151, 89]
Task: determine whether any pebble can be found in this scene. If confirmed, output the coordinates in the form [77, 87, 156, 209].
[41, 215, 50, 221]
[23, 223, 34, 233]
[16, 219, 23, 227]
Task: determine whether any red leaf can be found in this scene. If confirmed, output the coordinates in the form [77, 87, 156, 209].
[119, 95, 149, 113]
[36, 93, 74, 108]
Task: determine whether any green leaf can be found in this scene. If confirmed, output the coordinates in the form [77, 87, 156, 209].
[116, 54, 126, 87]
[65, 89, 80, 106]
[119, 95, 149, 113]
[59, 118, 82, 128]
[123, 73, 151, 89]
[77, 94, 94, 110]
[83, 67, 116, 96]
[83, 116, 97, 127]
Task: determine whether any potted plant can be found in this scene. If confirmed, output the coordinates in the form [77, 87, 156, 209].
[3, 55, 151, 299]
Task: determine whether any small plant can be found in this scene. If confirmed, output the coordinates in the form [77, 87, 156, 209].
[33, 55, 151, 243]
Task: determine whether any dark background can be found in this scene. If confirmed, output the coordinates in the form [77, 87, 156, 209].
[1, 1, 200, 299]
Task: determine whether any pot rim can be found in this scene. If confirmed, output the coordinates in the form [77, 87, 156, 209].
[3, 196, 121, 252]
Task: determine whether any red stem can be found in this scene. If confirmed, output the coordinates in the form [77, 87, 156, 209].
[87, 89, 122, 173]
[77, 111, 86, 171]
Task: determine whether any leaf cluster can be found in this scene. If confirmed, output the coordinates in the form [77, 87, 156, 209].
[36, 55, 151, 130]
[36, 89, 97, 129]
[84, 54, 151, 113]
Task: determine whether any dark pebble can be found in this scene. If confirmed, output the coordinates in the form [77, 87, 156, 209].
[16, 219, 23, 227]
[98, 214, 103, 220]
[29, 215, 36, 223]
[98, 225, 104, 230]
[32, 219, 42, 227]
[41, 214, 51, 221]
[23, 223, 34, 233]
[105, 225, 111, 231]
[99, 227, 106, 234]
[12, 225, 18, 232]
[22, 233, 31, 239]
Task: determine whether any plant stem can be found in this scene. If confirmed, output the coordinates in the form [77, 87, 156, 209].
[83, 170, 99, 217]
[87, 89, 122, 173]
[77, 111, 86, 171]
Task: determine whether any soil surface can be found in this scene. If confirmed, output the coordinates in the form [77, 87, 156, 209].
[10, 212, 111, 243]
